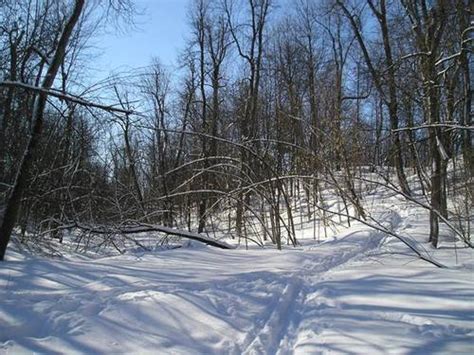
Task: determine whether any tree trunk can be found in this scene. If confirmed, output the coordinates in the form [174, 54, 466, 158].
[0, 0, 85, 261]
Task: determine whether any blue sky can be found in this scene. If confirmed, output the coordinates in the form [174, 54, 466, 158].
[94, 0, 189, 76]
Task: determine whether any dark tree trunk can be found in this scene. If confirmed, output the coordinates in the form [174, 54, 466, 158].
[0, 0, 85, 261]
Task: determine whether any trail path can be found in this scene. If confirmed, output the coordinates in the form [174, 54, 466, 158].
[1, 203, 472, 354]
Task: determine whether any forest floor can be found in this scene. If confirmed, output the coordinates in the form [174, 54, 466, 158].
[1, 183, 473, 354]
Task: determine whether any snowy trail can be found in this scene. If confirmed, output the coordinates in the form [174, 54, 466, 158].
[0, 223, 387, 354]
[240, 220, 389, 354]
[1, 203, 473, 354]
[279, 206, 473, 354]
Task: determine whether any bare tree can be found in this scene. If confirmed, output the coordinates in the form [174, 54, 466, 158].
[337, 0, 411, 196]
[0, 0, 86, 260]
[401, 0, 449, 247]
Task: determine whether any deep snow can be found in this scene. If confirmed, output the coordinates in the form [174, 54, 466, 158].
[1, 186, 473, 354]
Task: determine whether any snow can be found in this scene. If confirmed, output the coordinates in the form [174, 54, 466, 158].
[1, 185, 473, 354]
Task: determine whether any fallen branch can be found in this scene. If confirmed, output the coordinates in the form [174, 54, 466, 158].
[61, 222, 234, 250]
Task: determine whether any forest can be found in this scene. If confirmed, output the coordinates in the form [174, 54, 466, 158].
[0, 0, 472, 353]
[0, 0, 471, 258]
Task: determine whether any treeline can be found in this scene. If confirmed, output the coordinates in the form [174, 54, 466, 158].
[0, 0, 472, 259]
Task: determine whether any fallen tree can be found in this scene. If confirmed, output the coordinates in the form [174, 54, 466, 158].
[49, 222, 234, 250]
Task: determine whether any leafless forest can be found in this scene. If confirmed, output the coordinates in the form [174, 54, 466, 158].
[0, 0, 472, 261]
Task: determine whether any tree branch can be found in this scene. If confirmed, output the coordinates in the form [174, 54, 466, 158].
[0, 80, 133, 114]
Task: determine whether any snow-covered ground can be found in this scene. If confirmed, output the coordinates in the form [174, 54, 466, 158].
[1, 184, 473, 354]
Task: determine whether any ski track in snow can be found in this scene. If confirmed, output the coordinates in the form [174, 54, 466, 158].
[278, 205, 473, 355]
[1, 197, 473, 354]
[0, 224, 394, 354]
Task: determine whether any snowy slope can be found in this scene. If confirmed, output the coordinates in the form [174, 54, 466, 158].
[1, 185, 473, 354]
